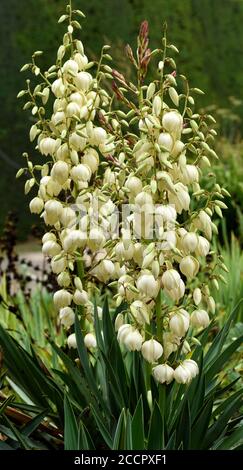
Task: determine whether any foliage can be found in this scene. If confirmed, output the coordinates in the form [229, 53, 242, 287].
[0, 298, 242, 450]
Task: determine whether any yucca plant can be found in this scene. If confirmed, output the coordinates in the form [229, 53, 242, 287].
[0, 298, 242, 450]
[1, 0, 243, 452]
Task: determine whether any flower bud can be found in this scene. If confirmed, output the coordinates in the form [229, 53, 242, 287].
[191, 309, 210, 328]
[141, 339, 163, 363]
[193, 287, 202, 306]
[84, 333, 97, 350]
[115, 313, 124, 331]
[169, 309, 190, 337]
[54, 289, 72, 309]
[29, 197, 44, 214]
[74, 52, 88, 70]
[59, 307, 75, 328]
[179, 256, 199, 280]
[152, 95, 162, 116]
[153, 364, 174, 384]
[57, 271, 71, 287]
[67, 333, 77, 349]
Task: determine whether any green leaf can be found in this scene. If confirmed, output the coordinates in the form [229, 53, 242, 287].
[78, 421, 95, 450]
[64, 394, 78, 450]
[175, 399, 191, 450]
[203, 391, 243, 449]
[112, 408, 126, 450]
[190, 398, 214, 449]
[213, 425, 243, 450]
[147, 402, 164, 450]
[90, 405, 112, 449]
[132, 396, 145, 450]
[21, 410, 48, 437]
[204, 300, 243, 367]
[205, 335, 243, 382]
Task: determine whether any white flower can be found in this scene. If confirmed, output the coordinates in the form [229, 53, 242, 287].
[174, 364, 191, 384]
[169, 309, 190, 337]
[67, 333, 77, 349]
[42, 240, 61, 257]
[92, 127, 107, 146]
[51, 78, 65, 98]
[179, 256, 199, 280]
[117, 324, 133, 343]
[125, 176, 143, 196]
[162, 269, 181, 291]
[82, 149, 99, 173]
[168, 182, 190, 214]
[44, 200, 63, 225]
[73, 289, 89, 305]
[84, 333, 97, 350]
[75, 71, 92, 91]
[66, 102, 81, 118]
[51, 256, 67, 274]
[158, 132, 174, 151]
[183, 359, 199, 378]
[191, 309, 210, 328]
[130, 300, 150, 324]
[39, 137, 57, 156]
[124, 330, 143, 351]
[141, 339, 163, 363]
[137, 273, 159, 298]
[153, 364, 174, 384]
[54, 289, 72, 309]
[63, 59, 79, 74]
[182, 232, 198, 253]
[29, 197, 44, 214]
[196, 236, 210, 256]
[162, 111, 183, 136]
[70, 164, 91, 182]
[59, 307, 75, 328]
[51, 161, 69, 185]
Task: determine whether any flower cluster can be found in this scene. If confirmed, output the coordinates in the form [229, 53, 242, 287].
[18, 3, 228, 385]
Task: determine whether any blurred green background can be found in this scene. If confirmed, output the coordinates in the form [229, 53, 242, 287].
[0, 0, 243, 240]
